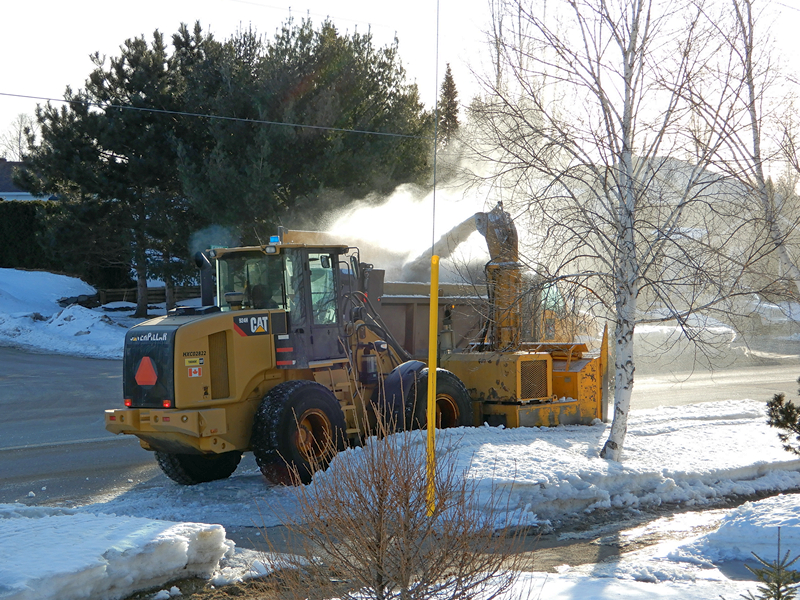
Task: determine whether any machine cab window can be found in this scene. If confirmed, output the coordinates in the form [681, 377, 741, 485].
[309, 252, 338, 325]
[216, 251, 286, 311]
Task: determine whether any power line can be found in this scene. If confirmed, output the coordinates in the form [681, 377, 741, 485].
[0, 91, 432, 140]
[773, 1, 800, 12]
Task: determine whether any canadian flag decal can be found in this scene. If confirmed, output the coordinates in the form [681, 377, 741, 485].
[188, 366, 202, 378]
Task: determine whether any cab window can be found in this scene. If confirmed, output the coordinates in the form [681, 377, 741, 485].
[216, 252, 286, 311]
[309, 252, 337, 325]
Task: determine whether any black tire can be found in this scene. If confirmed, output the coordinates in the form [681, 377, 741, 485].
[406, 368, 473, 429]
[155, 450, 242, 485]
[251, 380, 346, 485]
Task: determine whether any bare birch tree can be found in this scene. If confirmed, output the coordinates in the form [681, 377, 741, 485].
[704, 0, 800, 298]
[0, 114, 37, 161]
[467, 0, 777, 460]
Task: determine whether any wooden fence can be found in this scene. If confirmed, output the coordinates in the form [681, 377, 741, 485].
[97, 286, 201, 305]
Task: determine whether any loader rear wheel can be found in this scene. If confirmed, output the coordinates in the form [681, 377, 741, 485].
[155, 450, 242, 485]
[251, 380, 346, 485]
[406, 369, 473, 429]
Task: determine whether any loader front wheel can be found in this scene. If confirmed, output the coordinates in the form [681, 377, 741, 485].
[406, 369, 473, 430]
[251, 380, 346, 485]
[155, 450, 242, 485]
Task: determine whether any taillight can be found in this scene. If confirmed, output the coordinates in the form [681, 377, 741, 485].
[162, 399, 173, 408]
[109, 415, 117, 421]
[124, 399, 132, 407]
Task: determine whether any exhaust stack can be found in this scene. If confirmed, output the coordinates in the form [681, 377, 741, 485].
[194, 251, 214, 307]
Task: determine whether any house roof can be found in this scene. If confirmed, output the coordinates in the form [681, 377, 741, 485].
[0, 158, 25, 194]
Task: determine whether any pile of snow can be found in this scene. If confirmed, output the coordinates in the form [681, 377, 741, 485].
[0, 270, 94, 315]
[0, 505, 232, 600]
[0, 269, 141, 359]
[674, 494, 800, 563]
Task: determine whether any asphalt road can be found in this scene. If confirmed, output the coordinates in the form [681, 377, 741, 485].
[0, 347, 162, 505]
[632, 363, 798, 409]
[0, 345, 798, 508]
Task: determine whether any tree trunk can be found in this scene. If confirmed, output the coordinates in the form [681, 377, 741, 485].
[601, 231, 638, 460]
[133, 202, 149, 318]
[165, 277, 176, 311]
[134, 264, 149, 318]
[601, 128, 638, 460]
[601, 310, 636, 461]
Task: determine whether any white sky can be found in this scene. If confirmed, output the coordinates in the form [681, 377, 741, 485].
[0, 0, 491, 131]
[3, 1, 800, 140]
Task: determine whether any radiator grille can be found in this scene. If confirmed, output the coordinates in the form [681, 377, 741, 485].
[519, 360, 548, 399]
[209, 331, 230, 399]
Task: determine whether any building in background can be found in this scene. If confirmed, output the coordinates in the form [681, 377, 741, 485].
[0, 158, 48, 201]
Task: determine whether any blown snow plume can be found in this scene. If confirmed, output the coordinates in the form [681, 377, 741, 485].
[324, 183, 495, 282]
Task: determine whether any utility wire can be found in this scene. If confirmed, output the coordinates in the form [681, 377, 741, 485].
[773, 1, 800, 12]
[0, 91, 433, 141]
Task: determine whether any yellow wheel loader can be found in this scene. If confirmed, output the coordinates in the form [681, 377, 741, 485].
[105, 204, 608, 484]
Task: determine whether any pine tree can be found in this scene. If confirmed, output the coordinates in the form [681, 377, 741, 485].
[742, 531, 800, 600]
[16, 26, 213, 316]
[437, 63, 459, 149]
[179, 19, 433, 240]
[766, 377, 800, 456]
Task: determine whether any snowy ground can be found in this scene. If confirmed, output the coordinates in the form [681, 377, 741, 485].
[1, 268, 800, 600]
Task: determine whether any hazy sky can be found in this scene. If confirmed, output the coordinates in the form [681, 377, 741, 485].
[0, 0, 491, 131]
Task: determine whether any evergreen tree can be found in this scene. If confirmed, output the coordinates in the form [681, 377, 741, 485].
[178, 18, 433, 241]
[766, 378, 800, 456]
[437, 63, 459, 149]
[16, 27, 213, 316]
[742, 531, 800, 600]
[39, 196, 135, 289]
[16, 19, 432, 300]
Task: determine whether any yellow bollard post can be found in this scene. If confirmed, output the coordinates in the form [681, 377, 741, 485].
[426, 255, 440, 517]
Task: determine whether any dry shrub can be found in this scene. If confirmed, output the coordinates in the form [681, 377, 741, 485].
[256, 417, 523, 600]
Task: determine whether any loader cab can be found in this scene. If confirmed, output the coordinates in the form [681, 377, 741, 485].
[282, 247, 347, 362]
[213, 244, 349, 365]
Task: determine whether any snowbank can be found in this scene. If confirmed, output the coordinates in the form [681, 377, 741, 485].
[0, 270, 94, 316]
[673, 494, 800, 563]
[0, 505, 233, 600]
[0, 269, 135, 359]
